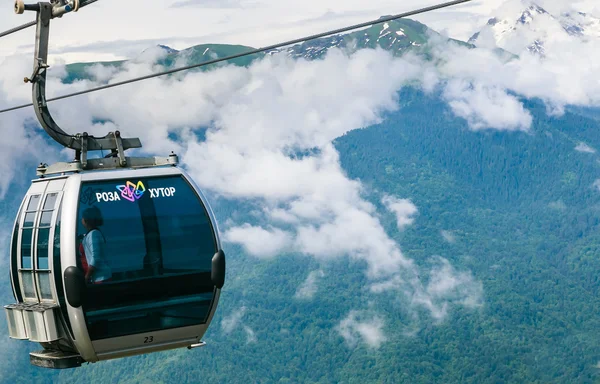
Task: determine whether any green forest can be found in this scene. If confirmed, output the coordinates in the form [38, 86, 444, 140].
[2, 86, 600, 383]
[2, 17, 600, 384]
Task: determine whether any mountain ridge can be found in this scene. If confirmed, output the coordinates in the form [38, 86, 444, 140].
[468, 1, 600, 56]
[61, 17, 473, 84]
[3, 9, 600, 384]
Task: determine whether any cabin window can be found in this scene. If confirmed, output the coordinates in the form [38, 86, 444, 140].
[16, 190, 62, 303]
[78, 175, 217, 340]
[36, 193, 59, 301]
[19, 195, 41, 300]
[20, 195, 40, 271]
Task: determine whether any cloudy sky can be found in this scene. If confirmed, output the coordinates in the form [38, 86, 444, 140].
[1, 0, 600, 349]
[0, 0, 508, 63]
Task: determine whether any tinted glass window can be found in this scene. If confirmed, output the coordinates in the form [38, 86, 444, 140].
[21, 228, 33, 269]
[43, 193, 58, 210]
[38, 272, 53, 301]
[78, 174, 217, 340]
[22, 271, 35, 299]
[21, 194, 40, 272]
[27, 195, 40, 211]
[24, 212, 36, 227]
[36, 193, 56, 273]
[37, 228, 50, 270]
[40, 211, 53, 227]
[18, 192, 60, 302]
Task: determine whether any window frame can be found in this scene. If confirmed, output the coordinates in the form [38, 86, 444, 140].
[10, 197, 26, 303]
[17, 190, 64, 303]
[35, 192, 63, 303]
[18, 194, 42, 302]
[77, 173, 220, 340]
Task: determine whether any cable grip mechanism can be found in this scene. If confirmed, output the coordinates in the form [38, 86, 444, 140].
[15, 1, 79, 17]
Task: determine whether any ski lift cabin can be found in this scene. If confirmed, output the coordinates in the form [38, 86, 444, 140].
[4, 0, 226, 368]
[6, 166, 225, 368]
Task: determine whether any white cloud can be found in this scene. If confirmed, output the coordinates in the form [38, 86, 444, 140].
[441, 230, 456, 243]
[0, 42, 490, 327]
[171, 0, 246, 8]
[223, 224, 293, 258]
[221, 307, 256, 343]
[428, 11, 600, 116]
[1, 35, 523, 330]
[0, 218, 13, 272]
[411, 257, 484, 321]
[0, 72, 59, 197]
[575, 142, 596, 153]
[443, 79, 533, 131]
[243, 326, 257, 343]
[382, 195, 418, 230]
[337, 310, 386, 349]
[369, 274, 404, 293]
[4, 0, 600, 368]
[548, 200, 567, 211]
[85, 64, 122, 83]
[0, 0, 491, 63]
[295, 270, 325, 300]
[221, 306, 247, 334]
[367, 256, 483, 321]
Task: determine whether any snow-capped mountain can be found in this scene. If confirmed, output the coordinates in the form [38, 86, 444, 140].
[64, 17, 467, 84]
[468, 1, 600, 56]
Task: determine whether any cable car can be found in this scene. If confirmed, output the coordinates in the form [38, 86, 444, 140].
[4, 1, 226, 369]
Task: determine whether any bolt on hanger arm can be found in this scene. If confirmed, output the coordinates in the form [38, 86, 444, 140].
[15, 0, 142, 167]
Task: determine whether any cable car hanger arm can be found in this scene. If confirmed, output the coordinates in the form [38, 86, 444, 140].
[17, 0, 141, 167]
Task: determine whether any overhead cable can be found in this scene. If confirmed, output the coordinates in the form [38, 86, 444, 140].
[0, 20, 36, 39]
[0, 0, 100, 39]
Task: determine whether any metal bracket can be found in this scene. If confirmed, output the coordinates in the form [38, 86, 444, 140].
[50, 0, 80, 18]
[36, 155, 179, 177]
[24, 58, 49, 83]
[113, 131, 126, 167]
[80, 133, 88, 168]
[16, 1, 143, 159]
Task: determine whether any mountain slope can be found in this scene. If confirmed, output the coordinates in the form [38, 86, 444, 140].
[468, 1, 600, 55]
[37, 88, 600, 383]
[4, 12, 600, 384]
[62, 18, 472, 84]
[2, 87, 600, 383]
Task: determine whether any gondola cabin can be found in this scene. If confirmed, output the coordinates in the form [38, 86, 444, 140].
[5, 0, 225, 369]
[4, 166, 226, 368]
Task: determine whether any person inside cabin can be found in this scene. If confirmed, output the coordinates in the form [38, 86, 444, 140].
[79, 206, 112, 284]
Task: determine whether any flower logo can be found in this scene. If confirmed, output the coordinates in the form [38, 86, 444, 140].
[116, 181, 145, 202]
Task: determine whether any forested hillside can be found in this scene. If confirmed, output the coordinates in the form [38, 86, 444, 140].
[2, 86, 600, 383]
[2, 10, 600, 383]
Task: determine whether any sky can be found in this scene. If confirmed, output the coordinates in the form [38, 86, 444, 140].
[1, 0, 600, 351]
[0, 0, 507, 63]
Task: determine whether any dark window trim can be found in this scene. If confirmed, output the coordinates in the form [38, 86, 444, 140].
[10, 200, 24, 302]
[77, 174, 220, 340]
